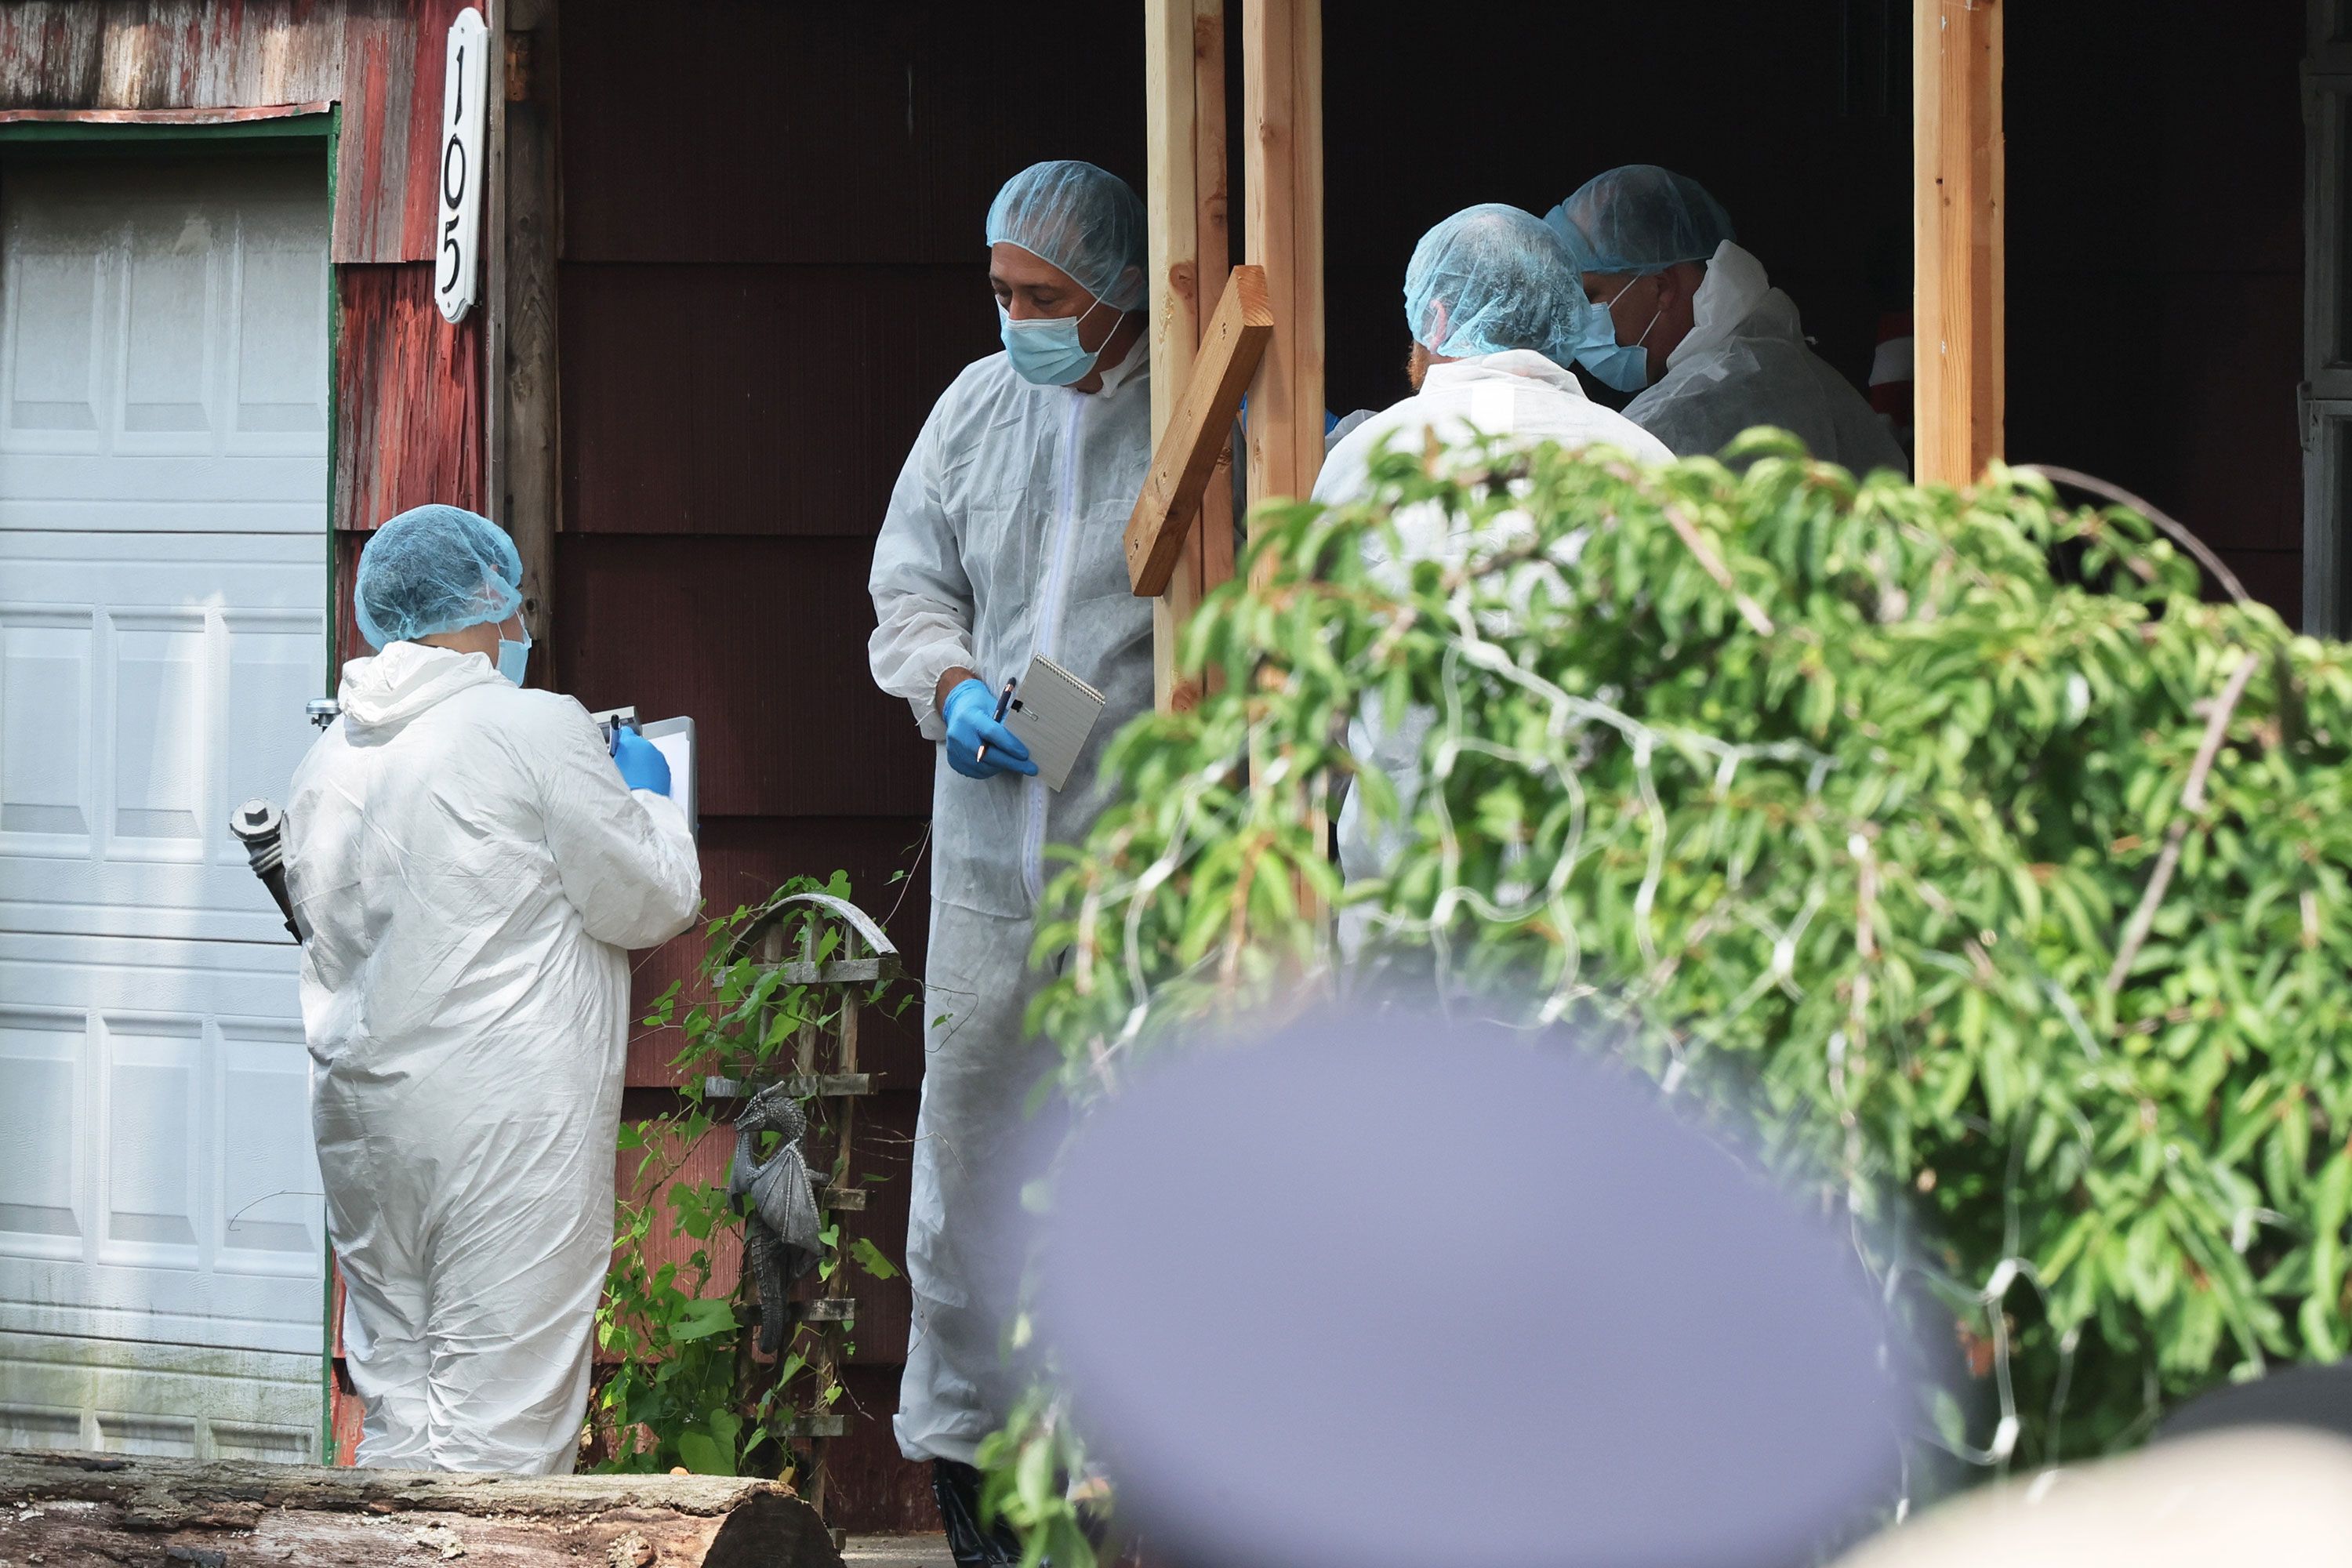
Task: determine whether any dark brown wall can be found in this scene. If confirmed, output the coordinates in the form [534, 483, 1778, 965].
[2006, 0, 2307, 616]
[555, 0, 1145, 1530]
[1320, 0, 2307, 623]
[1320, 1, 1915, 423]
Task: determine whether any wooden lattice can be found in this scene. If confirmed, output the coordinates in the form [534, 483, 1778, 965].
[713, 891, 901, 1528]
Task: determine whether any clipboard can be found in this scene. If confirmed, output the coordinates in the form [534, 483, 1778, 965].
[590, 706, 699, 839]
[640, 716, 698, 839]
[1004, 655, 1105, 792]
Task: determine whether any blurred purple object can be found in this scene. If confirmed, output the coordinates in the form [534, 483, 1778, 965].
[1036, 1007, 1907, 1568]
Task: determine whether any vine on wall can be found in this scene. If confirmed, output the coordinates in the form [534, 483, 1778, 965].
[596, 875, 904, 1478]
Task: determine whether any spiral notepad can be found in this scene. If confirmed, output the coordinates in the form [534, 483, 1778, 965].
[1004, 655, 1105, 792]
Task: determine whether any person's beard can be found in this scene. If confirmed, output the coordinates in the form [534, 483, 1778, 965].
[1406, 341, 1432, 391]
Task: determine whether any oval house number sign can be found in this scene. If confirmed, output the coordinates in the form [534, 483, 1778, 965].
[435, 6, 492, 324]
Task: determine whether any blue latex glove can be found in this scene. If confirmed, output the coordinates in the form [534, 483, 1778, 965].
[612, 724, 672, 793]
[942, 677, 1036, 779]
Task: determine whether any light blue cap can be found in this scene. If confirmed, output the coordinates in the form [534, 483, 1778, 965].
[985, 160, 1148, 310]
[353, 504, 523, 651]
[1544, 164, 1737, 277]
[1403, 203, 1597, 367]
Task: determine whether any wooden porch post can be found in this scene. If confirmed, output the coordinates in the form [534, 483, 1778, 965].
[1145, 0, 1233, 712]
[1241, 0, 1323, 570]
[1913, 0, 2004, 486]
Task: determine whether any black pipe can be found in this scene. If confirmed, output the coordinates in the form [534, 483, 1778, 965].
[230, 798, 306, 945]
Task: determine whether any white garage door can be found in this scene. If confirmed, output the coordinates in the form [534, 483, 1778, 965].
[0, 152, 330, 1461]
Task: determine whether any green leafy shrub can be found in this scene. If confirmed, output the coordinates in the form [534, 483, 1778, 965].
[596, 875, 901, 1476]
[993, 430, 2352, 1555]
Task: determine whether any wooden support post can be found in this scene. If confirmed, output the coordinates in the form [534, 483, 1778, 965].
[499, 0, 561, 672]
[1240, 0, 1327, 927]
[1145, 0, 1232, 712]
[1242, 0, 1323, 561]
[1127, 266, 1273, 596]
[1913, 0, 2004, 486]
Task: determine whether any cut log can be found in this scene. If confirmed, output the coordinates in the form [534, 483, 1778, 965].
[0, 1449, 843, 1568]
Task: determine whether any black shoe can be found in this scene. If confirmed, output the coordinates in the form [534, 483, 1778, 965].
[931, 1458, 1025, 1568]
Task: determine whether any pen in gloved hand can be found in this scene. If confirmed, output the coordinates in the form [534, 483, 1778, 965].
[611, 720, 673, 793]
[973, 677, 1018, 766]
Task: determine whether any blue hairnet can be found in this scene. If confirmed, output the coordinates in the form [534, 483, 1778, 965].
[1544, 165, 1737, 277]
[985, 160, 1147, 310]
[354, 504, 523, 650]
[1403, 203, 1595, 365]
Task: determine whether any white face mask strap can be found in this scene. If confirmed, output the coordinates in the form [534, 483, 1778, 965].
[1606, 274, 1664, 350]
[1074, 289, 1123, 332]
[1632, 300, 1662, 349]
[1000, 288, 1120, 330]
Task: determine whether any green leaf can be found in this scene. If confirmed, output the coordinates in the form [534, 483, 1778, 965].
[850, 1237, 902, 1281]
[675, 1429, 732, 1475]
[667, 1298, 737, 1341]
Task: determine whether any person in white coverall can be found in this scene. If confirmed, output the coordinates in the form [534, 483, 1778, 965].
[866, 160, 1153, 1564]
[283, 504, 700, 1474]
[1546, 164, 1907, 475]
[1317, 205, 1673, 943]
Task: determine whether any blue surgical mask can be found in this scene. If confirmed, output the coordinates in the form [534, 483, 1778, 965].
[1000, 295, 1120, 387]
[1576, 278, 1663, 394]
[496, 623, 532, 686]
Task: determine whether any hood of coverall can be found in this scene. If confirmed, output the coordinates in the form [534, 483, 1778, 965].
[336, 641, 506, 735]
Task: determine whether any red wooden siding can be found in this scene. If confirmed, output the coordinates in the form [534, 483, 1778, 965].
[334, 0, 476, 263]
[335, 263, 485, 531]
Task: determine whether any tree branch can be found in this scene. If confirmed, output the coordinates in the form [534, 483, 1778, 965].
[2018, 463, 2249, 608]
[1663, 503, 1777, 637]
[2104, 650, 2260, 994]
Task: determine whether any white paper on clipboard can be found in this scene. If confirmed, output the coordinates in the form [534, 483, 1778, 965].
[591, 706, 698, 839]
[1003, 655, 1105, 791]
[638, 716, 698, 839]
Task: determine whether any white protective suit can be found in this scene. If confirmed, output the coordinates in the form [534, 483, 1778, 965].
[869, 341, 1154, 1464]
[1317, 350, 1672, 934]
[1625, 241, 1908, 476]
[284, 641, 701, 1473]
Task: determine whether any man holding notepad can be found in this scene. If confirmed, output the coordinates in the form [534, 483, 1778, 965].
[866, 158, 1152, 1560]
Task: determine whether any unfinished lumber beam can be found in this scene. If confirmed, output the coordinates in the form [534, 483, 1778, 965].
[0, 1450, 842, 1568]
[1242, 0, 1324, 556]
[1913, 0, 2004, 485]
[1145, 0, 1235, 710]
[1127, 266, 1274, 596]
[1240, 0, 1329, 924]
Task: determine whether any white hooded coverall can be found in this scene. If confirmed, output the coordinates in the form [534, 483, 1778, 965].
[868, 341, 1154, 1465]
[285, 641, 701, 1473]
[1317, 350, 1673, 931]
[1624, 241, 1909, 476]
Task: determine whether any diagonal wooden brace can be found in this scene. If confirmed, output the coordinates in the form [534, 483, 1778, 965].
[1125, 263, 1273, 596]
